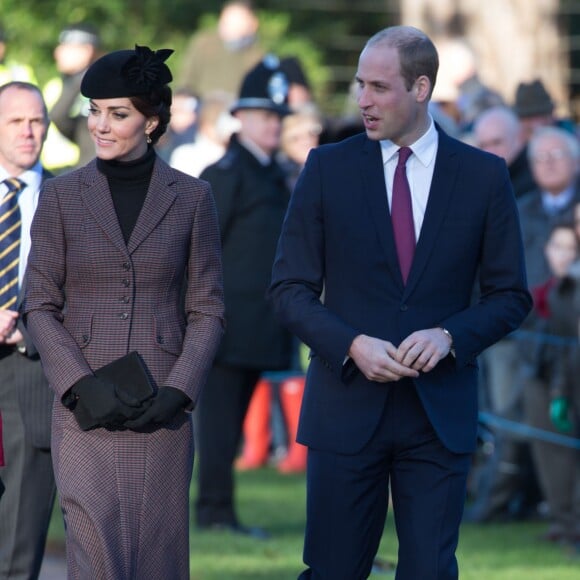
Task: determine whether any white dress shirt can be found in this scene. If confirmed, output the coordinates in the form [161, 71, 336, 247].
[380, 117, 439, 241]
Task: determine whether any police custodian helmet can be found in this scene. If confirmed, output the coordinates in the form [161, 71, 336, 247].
[231, 54, 291, 116]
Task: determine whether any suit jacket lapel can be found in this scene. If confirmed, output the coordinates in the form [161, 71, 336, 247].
[404, 130, 459, 295]
[81, 162, 128, 256]
[127, 158, 178, 254]
[359, 138, 402, 286]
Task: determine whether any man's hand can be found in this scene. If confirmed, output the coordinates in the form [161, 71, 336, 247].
[4, 328, 23, 345]
[0, 310, 18, 343]
[348, 334, 419, 383]
[395, 328, 453, 373]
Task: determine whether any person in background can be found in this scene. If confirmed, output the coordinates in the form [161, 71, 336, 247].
[520, 221, 579, 548]
[170, 90, 239, 178]
[465, 104, 542, 525]
[514, 79, 576, 145]
[194, 56, 293, 538]
[178, 0, 264, 100]
[0, 25, 36, 86]
[0, 81, 55, 580]
[0, 411, 4, 499]
[237, 104, 323, 472]
[431, 37, 503, 136]
[21, 46, 224, 579]
[277, 107, 323, 191]
[269, 26, 531, 579]
[155, 87, 199, 162]
[280, 56, 314, 111]
[518, 126, 580, 290]
[46, 23, 101, 170]
[473, 106, 536, 199]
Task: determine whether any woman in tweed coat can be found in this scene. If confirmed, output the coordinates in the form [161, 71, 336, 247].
[21, 46, 224, 578]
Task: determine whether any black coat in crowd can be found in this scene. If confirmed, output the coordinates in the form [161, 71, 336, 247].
[200, 135, 293, 371]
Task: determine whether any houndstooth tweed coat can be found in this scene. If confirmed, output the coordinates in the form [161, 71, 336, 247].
[21, 156, 224, 579]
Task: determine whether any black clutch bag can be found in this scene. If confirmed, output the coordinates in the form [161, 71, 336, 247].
[74, 351, 156, 430]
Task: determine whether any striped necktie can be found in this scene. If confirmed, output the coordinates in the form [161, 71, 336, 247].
[0, 177, 25, 310]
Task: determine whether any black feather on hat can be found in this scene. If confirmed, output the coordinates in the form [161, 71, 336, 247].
[81, 45, 173, 99]
[231, 55, 291, 116]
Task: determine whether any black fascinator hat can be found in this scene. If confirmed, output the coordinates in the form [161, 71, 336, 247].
[81, 45, 173, 99]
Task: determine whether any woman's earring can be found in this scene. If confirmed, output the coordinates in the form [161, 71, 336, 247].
[146, 133, 152, 144]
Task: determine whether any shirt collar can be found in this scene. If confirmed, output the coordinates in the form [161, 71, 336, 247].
[379, 116, 438, 167]
[0, 162, 43, 194]
[238, 135, 273, 166]
[541, 186, 575, 214]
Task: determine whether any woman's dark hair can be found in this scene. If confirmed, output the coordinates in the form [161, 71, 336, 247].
[130, 85, 172, 145]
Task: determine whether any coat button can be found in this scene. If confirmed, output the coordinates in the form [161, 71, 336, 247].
[122, 279, 130, 287]
[82, 334, 89, 343]
[157, 335, 164, 344]
[123, 262, 131, 271]
[119, 313, 129, 320]
[120, 296, 130, 304]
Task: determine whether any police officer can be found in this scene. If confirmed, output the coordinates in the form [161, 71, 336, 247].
[195, 56, 293, 537]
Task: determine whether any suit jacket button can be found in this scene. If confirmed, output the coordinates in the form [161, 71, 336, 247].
[120, 296, 130, 304]
[122, 279, 130, 287]
[123, 262, 131, 271]
[119, 313, 129, 320]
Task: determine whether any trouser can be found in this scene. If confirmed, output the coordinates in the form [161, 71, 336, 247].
[299, 381, 471, 580]
[195, 364, 261, 526]
[523, 376, 580, 538]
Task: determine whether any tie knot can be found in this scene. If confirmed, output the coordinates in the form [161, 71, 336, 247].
[397, 147, 413, 168]
[3, 177, 25, 195]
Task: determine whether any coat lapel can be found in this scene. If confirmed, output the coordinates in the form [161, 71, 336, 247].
[404, 130, 459, 295]
[81, 162, 128, 256]
[358, 130, 461, 294]
[81, 158, 179, 257]
[127, 158, 178, 254]
[359, 138, 402, 286]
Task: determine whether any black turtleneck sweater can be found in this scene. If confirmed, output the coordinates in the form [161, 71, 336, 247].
[96, 147, 156, 243]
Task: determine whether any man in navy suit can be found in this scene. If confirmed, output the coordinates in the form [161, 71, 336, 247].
[269, 26, 532, 580]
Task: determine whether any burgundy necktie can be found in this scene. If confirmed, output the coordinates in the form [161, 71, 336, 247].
[391, 147, 415, 284]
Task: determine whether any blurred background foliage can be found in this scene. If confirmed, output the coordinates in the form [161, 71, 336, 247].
[1, 0, 395, 115]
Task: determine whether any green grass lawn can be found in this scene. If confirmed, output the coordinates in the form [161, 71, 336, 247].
[47, 466, 579, 579]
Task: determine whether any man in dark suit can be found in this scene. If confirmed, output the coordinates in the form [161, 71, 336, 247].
[0, 81, 55, 580]
[269, 26, 532, 579]
[194, 56, 293, 537]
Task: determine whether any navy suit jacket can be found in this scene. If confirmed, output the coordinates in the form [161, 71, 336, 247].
[269, 129, 532, 455]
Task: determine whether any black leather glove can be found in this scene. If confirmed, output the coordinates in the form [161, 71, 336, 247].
[124, 387, 189, 430]
[71, 375, 146, 429]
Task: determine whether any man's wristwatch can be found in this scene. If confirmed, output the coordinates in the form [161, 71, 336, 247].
[439, 327, 455, 357]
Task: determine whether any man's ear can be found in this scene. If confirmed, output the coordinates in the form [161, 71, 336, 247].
[414, 75, 431, 103]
